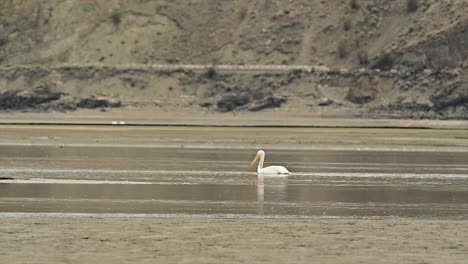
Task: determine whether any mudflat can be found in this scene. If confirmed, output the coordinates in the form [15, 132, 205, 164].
[1, 217, 467, 264]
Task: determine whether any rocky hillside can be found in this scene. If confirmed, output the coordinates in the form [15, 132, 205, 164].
[0, 0, 466, 119]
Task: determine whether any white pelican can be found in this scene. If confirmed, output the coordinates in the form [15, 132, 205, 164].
[248, 150, 290, 175]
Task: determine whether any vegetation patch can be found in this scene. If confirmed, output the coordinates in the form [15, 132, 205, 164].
[0, 37, 7, 46]
[357, 50, 369, 65]
[407, 0, 419, 12]
[110, 12, 122, 26]
[343, 18, 352, 31]
[372, 53, 394, 71]
[337, 39, 352, 59]
[349, 0, 360, 10]
[205, 66, 217, 79]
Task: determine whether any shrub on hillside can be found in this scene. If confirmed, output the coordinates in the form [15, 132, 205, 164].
[337, 40, 351, 59]
[373, 53, 394, 71]
[0, 37, 7, 46]
[407, 0, 419, 12]
[343, 18, 352, 31]
[239, 6, 248, 20]
[357, 50, 369, 65]
[111, 12, 121, 25]
[205, 66, 217, 79]
[349, 0, 360, 10]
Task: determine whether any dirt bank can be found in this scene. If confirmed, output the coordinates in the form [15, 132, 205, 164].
[0, 217, 467, 264]
[0, 64, 466, 119]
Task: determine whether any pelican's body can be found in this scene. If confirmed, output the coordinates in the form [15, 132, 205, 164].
[249, 150, 290, 175]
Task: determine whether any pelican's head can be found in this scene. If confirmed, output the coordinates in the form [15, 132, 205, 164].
[248, 150, 265, 169]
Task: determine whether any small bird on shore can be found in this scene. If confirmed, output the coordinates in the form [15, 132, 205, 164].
[248, 150, 290, 175]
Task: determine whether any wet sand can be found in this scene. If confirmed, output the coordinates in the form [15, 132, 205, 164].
[1, 217, 467, 264]
[1, 124, 468, 152]
[1, 110, 468, 129]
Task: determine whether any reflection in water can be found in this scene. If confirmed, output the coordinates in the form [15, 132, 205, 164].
[257, 176, 264, 203]
[256, 175, 264, 215]
[255, 176, 291, 216]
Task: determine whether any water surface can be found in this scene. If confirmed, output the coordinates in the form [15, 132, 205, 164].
[1, 127, 467, 219]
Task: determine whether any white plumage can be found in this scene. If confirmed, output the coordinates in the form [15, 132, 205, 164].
[248, 150, 290, 175]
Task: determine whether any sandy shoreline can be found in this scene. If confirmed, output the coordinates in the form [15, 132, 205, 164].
[0, 110, 467, 129]
[1, 124, 468, 154]
[0, 217, 467, 264]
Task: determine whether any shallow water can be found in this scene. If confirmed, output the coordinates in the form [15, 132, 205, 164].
[1, 141, 468, 219]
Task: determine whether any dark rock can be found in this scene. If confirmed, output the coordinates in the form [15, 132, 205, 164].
[217, 93, 250, 112]
[199, 101, 212, 107]
[248, 95, 287, 111]
[0, 87, 122, 112]
[372, 102, 434, 119]
[216, 91, 287, 112]
[431, 84, 468, 111]
[0, 88, 64, 110]
[76, 98, 122, 109]
[345, 81, 376, 104]
[388, 102, 432, 112]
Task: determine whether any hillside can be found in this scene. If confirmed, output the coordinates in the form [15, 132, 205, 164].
[0, 0, 466, 119]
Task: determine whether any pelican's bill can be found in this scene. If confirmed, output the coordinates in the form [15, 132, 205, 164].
[249, 154, 260, 168]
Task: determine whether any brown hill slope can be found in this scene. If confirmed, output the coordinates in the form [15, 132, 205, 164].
[0, 0, 465, 68]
